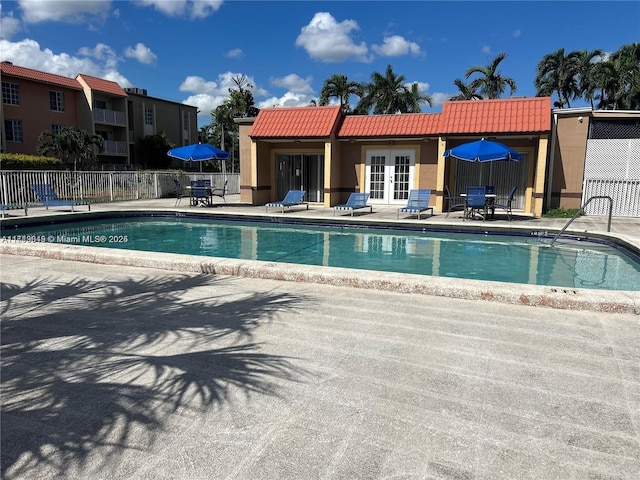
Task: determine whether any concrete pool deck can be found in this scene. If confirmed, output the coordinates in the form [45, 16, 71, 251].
[2, 198, 640, 479]
[1, 195, 639, 314]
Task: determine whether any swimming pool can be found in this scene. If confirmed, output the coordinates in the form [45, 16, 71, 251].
[2, 214, 639, 291]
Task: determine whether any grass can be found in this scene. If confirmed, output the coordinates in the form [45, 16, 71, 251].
[543, 208, 582, 218]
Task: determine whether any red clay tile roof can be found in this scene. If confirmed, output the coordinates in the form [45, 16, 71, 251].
[249, 106, 342, 138]
[0, 62, 82, 90]
[76, 74, 127, 97]
[339, 113, 441, 138]
[439, 97, 551, 134]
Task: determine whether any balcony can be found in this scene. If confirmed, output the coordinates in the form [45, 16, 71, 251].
[94, 108, 127, 126]
[101, 140, 128, 156]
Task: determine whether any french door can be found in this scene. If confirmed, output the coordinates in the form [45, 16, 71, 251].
[365, 149, 415, 204]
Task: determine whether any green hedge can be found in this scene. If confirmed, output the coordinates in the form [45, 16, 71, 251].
[0, 153, 64, 170]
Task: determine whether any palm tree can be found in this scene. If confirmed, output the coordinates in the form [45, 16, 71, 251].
[449, 78, 483, 101]
[576, 49, 604, 108]
[608, 42, 640, 109]
[534, 48, 580, 108]
[402, 82, 433, 112]
[465, 52, 517, 99]
[355, 65, 409, 114]
[319, 74, 360, 112]
[591, 60, 618, 109]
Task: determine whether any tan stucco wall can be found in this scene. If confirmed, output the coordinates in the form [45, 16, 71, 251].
[550, 113, 590, 210]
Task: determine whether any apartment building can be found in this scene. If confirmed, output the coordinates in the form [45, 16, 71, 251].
[125, 87, 198, 166]
[1, 62, 198, 168]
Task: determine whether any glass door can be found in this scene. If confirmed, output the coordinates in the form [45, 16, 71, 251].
[365, 149, 415, 204]
[275, 154, 325, 202]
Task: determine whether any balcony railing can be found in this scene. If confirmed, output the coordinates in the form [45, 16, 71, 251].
[102, 140, 129, 156]
[94, 108, 126, 126]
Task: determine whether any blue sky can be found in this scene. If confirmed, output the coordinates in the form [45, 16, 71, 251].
[1, 1, 638, 127]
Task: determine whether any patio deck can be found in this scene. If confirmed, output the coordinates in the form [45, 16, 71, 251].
[2, 196, 639, 479]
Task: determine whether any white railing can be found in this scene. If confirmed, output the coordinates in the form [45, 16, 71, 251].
[93, 108, 127, 126]
[0, 171, 239, 205]
[583, 178, 640, 217]
[102, 140, 128, 156]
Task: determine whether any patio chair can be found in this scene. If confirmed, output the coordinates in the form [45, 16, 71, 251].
[0, 204, 28, 218]
[445, 185, 465, 218]
[31, 184, 90, 212]
[493, 187, 517, 221]
[211, 180, 228, 204]
[190, 180, 211, 207]
[265, 190, 308, 213]
[333, 192, 372, 216]
[464, 186, 487, 221]
[397, 189, 433, 220]
[173, 178, 183, 206]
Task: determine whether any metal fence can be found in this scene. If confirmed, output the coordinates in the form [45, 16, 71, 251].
[0, 170, 239, 206]
[583, 179, 640, 217]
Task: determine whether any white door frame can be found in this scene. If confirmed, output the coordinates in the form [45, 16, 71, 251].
[365, 149, 415, 204]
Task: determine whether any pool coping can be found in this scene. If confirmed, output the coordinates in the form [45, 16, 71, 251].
[2, 209, 639, 315]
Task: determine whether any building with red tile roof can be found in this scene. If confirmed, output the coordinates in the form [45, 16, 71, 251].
[76, 74, 128, 97]
[1, 63, 198, 166]
[249, 106, 342, 138]
[241, 97, 556, 216]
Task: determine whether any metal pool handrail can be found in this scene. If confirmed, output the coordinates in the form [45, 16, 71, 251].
[549, 195, 613, 246]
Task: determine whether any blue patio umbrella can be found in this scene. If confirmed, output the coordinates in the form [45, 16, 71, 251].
[444, 138, 521, 185]
[167, 142, 229, 173]
[443, 138, 521, 163]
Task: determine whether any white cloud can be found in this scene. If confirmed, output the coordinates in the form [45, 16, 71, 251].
[226, 48, 244, 59]
[431, 92, 450, 107]
[180, 71, 269, 123]
[482, 45, 491, 55]
[296, 12, 372, 63]
[257, 91, 315, 109]
[78, 43, 121, 70]
[513, 30, 521, 38]
[179, 76, 220, 95]
[135, 0, 223, 19]
[124, 42, 157, 65]
[372, 35, 422, 57]
[18, 0, 110, 24]
[0, 9, 21, 39]
[270, 74, 314, 95]
[406, 81, 430, 93]
[0, 38, 131, 86]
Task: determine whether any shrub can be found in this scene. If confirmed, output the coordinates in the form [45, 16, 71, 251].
[543, 208, 582, 218]
[0, 153, 64, 170]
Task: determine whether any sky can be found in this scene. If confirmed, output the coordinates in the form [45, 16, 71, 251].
[1, 0, 638, 127]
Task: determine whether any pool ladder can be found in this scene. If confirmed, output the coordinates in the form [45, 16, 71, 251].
[549, 196, 613, 246]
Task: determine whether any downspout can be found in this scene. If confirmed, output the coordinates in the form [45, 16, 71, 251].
[546, 111, 558, 210]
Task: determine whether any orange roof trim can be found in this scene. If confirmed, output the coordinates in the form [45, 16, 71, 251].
[440, 97, 551, 134]
[339, 113, 441, 138]
[250, 106, 342, 138]
[76, 74, 128, 97]
[0, 62, 82, 90]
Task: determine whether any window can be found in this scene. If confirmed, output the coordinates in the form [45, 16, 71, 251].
[5, 120, 23, 142]
[183, 111, 189, 130]
[2, 81, 20, 105]
[94, 99, 106, 109]
[144, 106, 153, 125]
[49, 91, 64, 111]
[52, 124, 63, 135]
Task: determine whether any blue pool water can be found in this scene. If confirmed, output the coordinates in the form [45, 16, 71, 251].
[3, 216, 640, 291]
